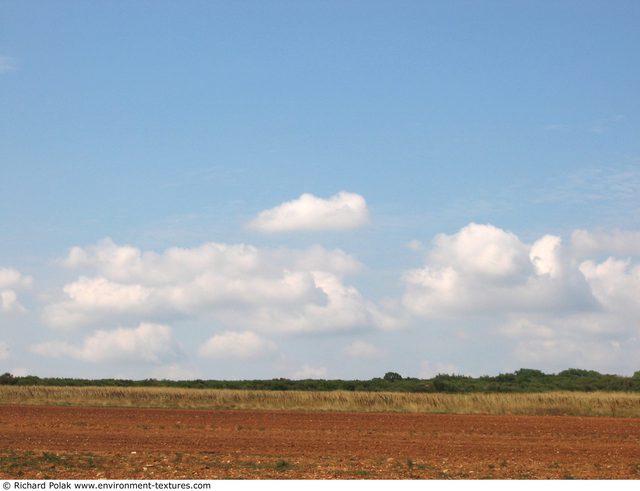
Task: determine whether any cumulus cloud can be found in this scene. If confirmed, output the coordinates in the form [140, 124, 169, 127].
[344, 340, 384, 359]
[529, 235, 563, 278]
[572, 229, 640, 257]
[248, 192, 369, 232]
[199, 331, 277, 360]
[400, 224, 640, 372]
[1, 290, 26, 314]
[428, 223, 531, 279]
[31, 323, 179, 364]
[45, 239, 384, 334]
[579, 258, 640, 318]
[402, 223, 594, 318]
[0, 268, 32, 289]
[0, 268, 32, 315]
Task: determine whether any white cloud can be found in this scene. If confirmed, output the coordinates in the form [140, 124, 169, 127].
[198, 331, 277, 360]
[0, 268, 32, 315]
[399, 223, 640, 371]
[579, 257, 640, 318]
[37, 224, 640, 375]
[0, 341, 9, 360]
[0, 268, 32, 289]
[1, 290, 26, 315]
[31, 323, 179, 364]
[529, 235, 562, 277]
[344, 340, 384, 359]
[45, 239, 382, 334]
[429, 223, 531, 279]
[572, 229, 640, 257]
[402, 223, 593, 319]
[292, 364, 328, 379]
[248, 192, 370, 232]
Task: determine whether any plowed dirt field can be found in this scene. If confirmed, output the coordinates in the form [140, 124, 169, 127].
[1, 405, 639, 479]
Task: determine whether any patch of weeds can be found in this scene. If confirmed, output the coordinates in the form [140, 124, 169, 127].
[563, 473, 575, 480]
[629, 463, 640, 475]
[0, 450, 103, 475]
[0, 450, 35, 473]
[548, 462, 560, 469]
[499, 459, 508, 468]
[406, 459, 414, 470]
[42, 452, 65, 465]
[174, 452, 183, 464]
[349, 470, 372, 477]
[488, 463, 496, 470]
[83, 454, 99, 470]
[275, 459, 292, 471]
[514, 472, 533, 479]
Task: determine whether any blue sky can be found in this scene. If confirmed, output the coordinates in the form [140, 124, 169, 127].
[1, 1, 639, 380]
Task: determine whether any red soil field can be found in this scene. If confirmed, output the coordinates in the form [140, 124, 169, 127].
[1, 405, 639, 479]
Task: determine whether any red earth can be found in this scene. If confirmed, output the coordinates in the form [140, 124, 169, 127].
[1, 405, 639, 479]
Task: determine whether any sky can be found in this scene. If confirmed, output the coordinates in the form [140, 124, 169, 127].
[1, 1, 640, 380]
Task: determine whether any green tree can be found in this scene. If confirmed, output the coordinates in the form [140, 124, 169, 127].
[0, 372, 16, 385]
[383, 372, 403, 381]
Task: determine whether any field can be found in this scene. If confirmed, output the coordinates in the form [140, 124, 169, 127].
[2, 387, 640, 479]
[3, 385, 640, 417]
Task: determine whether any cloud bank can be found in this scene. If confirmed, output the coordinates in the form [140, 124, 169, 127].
[24, 221, 640, 376]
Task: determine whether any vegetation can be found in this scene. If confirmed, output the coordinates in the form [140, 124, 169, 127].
[2, 385, 640, 417]
[0, 450, 102, 478]
[2, 368, 640, 393]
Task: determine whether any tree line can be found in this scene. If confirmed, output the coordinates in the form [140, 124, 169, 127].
[2, 368, 640, 393]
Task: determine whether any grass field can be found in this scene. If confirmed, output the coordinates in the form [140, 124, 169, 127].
[2, 385, 640, 417]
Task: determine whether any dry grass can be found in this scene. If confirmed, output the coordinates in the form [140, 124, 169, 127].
[1, 386, 640, 417]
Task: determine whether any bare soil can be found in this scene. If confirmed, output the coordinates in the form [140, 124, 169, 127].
[1, 405, 639, 479]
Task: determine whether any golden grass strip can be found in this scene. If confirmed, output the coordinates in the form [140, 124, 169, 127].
[2, 386, 640, 417]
